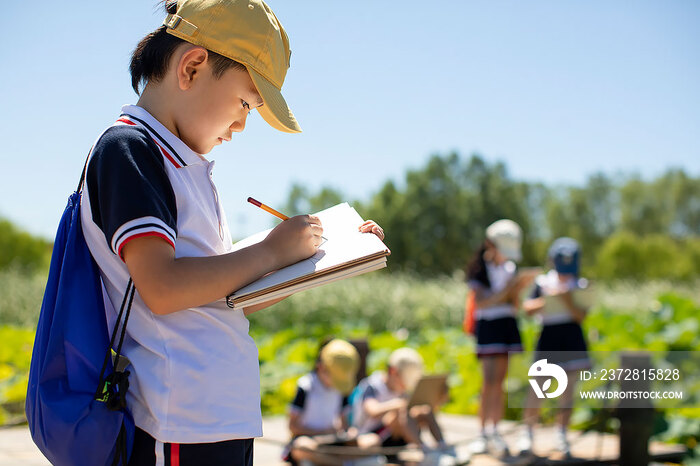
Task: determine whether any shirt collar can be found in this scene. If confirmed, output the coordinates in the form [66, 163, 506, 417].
[120, 104, 208, 168]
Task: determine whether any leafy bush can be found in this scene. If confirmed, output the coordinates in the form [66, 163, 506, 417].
[0, 326, 34, 425]
[0, 268, 47, 327]
[595, 233, 700, 281]
[248, 270, 467, 334]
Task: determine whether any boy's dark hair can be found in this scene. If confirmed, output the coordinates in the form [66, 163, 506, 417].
[129, 0, 246, 94]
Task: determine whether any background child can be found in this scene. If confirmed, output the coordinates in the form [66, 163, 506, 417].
[465, 219, 537, 456]
[284, 338, 360, 465]
[351, 347, 445, 451]
[519, 237, 592, 457]
[79, 1, 384, 464]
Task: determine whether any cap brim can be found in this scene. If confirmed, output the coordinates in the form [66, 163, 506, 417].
[246, 66, 301, 133]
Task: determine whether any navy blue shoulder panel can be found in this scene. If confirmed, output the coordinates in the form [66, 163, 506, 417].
[86, 125, 177, 254]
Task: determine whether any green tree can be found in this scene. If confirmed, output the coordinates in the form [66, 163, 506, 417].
[544, 173, 617, 265]
[661, 169, 700, 236]
[0, 219, 52, 273]
[282, 183, 344, 218]
[619, 176, 672, 235]
[595, 233, 697, 281]
[361, 153, 534, 274]
[595, 232, 647, 280]
[282, 154, 699, 280]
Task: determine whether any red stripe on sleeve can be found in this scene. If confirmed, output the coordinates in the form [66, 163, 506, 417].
[116, 118, 136, 125]
[117, 231, 175, 261]
[170, 443, 180, 466]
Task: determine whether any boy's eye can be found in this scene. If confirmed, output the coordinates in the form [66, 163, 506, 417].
[241, 100, 250, 111]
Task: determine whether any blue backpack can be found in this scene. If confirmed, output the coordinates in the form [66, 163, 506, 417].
[25, 160, 136, 466]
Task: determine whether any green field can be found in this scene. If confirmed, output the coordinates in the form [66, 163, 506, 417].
[1, 268, 699, 459]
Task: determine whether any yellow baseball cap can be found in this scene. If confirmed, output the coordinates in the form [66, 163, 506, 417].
[163, 0, 301, 133]
[320, 339, 360, 396]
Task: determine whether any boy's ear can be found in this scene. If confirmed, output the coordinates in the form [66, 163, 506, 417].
[176, 46, 209, 91]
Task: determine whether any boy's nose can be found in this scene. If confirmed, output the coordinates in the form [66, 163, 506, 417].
[231, 113, 248, 133]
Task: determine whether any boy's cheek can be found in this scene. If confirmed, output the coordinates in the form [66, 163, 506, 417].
[179, 127, 213, 155]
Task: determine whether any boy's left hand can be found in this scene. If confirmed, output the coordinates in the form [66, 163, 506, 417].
[359, 220, 384, 240]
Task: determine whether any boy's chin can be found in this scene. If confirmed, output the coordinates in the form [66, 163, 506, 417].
[191, 142, 215, 156]
[204, 137, 228, 154]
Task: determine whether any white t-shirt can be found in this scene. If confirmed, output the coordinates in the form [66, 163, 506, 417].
[80, 105, 261, 443]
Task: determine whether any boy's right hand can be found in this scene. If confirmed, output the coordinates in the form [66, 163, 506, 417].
[261, 215, 324, 268]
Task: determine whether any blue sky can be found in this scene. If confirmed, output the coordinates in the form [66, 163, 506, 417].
[1, 1, 698, 240]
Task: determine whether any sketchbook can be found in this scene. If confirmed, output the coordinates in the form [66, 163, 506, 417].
[408, 374, 449, 408]
[541, 284, 596, 315]
[226, 203, 390, 310]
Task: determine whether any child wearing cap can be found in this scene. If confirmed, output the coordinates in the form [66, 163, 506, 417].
[78, 1, 384, 464]
[465, 219, 537, 455]
[351, 348, 445, 452]
[518, 238, 592, 457]
[285, 338, 373, 465]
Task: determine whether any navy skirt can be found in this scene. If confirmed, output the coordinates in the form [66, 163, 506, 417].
[475, 316, 523, 357]
[535, 322, 590, 370]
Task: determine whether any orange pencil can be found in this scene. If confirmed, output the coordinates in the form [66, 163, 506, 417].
[247, 197, 289, 221]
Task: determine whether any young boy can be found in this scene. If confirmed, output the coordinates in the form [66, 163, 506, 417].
[79, 1, 384, 464]
[285, 338, 360, 465]
[351, 348, 445, 451]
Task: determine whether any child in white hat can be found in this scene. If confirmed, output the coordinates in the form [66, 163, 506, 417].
[465, 219, 538, 456]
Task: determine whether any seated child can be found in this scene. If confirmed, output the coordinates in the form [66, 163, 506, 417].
[351, 348, 446, 449]
[285, 339, 364, 465]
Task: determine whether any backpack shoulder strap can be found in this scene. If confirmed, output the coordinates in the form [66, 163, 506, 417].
[77, 147, 93, 193]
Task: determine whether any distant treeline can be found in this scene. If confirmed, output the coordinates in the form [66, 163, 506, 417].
[0, 220, 51, 274]
[283, 153, 700, 280]
[1, 153, 699, 281]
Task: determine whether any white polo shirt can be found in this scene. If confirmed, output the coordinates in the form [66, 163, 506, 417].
[80, 105, 262, 443]
[288, 372, 349, 432]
